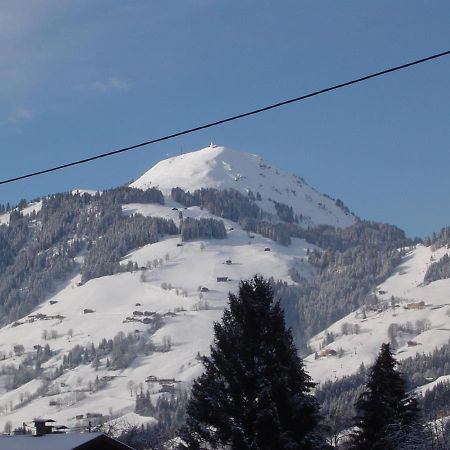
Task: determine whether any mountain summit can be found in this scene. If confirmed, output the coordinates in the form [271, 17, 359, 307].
[131, 144, 356, 228]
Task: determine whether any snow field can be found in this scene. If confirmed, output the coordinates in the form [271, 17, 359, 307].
[0, 200, 310, 430]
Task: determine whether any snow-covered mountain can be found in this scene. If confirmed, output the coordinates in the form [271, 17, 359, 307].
[131, 144, 356, 228]
[0, 144, 346, 431]
[0, 143, 448, 439]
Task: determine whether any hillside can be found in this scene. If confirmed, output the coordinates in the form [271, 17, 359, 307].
[131, 144, 356, 228]
[0, 197, 312, 431]
[0, 144, 448, 444]
[0, 144, 343, 432]
[306, 243, 450, 382]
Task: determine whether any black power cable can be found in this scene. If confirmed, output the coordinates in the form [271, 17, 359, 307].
[1, 49, 449, 186]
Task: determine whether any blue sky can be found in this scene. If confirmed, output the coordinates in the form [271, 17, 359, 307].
[0, 1, 449, 238]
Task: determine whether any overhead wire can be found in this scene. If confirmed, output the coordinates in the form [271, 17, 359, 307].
[0, 49, 449, 186]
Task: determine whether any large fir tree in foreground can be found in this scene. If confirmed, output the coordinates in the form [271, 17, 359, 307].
[181, 276, 326, 450]
[351, 343, 424, 450]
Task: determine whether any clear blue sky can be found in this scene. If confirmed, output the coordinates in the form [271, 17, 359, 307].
[0, 1, 449, 238]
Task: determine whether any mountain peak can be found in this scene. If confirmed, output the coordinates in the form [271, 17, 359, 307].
[131, 144, 356, 228]
[131, 144, 258, 192]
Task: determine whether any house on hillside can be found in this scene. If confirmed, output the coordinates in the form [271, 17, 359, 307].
[319, 348, 337, 357]
[217, 277, 228, 282]
[405, 301, 425, 310]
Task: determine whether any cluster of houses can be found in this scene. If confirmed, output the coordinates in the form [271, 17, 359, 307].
[216, 276, 229, 282]
[318, 348, 338, 358]
[123, 310, 160, 324]
[404, 301, 426, 310]
[12, 312, 65, 328]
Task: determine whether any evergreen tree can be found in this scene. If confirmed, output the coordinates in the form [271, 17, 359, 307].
[181, 276, 325, 450]
[351, 343, 423, 450]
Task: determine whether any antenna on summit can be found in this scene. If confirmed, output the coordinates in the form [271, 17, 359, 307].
[209, 142, 217, 149]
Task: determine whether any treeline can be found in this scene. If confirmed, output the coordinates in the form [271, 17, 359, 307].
[273, 200, 295, 223]
[81, 215, 177, 282]
[0, 186, 168, 325]
[0, 344, 53, 391]
[402, 340, 450, 388]
[240, 217, 292, 245]
[274, 222, 410, 351]
[118, 391, 189, 449]
[0, 208, 79, 323]
[172, 187, 298, 245]
[421, 381, 450, 419]
[172, 187, 412, 251]
[316, 338, 450, 438]
[426, 226, 450, 249]
[180, 217, 226, 242]
[102, 186, 164, 205]
[171, 187, 261, 222]
[57, 331, 157, 374]
[424, 253, 450, 284]
[0, 198, 31, 214]
[135, 390, 188, 424]
[293, 221, 412, 253]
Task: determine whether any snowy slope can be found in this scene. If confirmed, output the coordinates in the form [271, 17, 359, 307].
[305, 244, 450, 384]
[4, 144, 448, 434]
[131, 145, 356, 228]
[0, 200, 42, 226]
[0, 200, 312, 430]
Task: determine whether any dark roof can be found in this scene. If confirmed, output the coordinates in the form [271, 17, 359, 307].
[0, 432, 135, 450]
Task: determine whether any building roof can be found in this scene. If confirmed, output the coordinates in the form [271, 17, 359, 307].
[0, 432, 135, 450]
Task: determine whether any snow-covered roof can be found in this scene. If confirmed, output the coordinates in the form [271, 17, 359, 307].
[0, 432, 133, 450]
